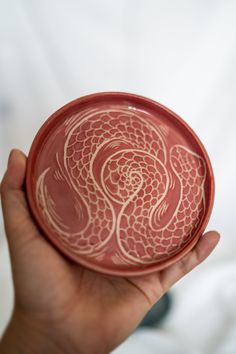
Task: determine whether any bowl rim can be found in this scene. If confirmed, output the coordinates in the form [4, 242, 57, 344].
[26, 91, 215, 276]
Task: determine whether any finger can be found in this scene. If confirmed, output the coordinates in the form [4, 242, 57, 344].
[0, 149, 40, 251]
[160, 231, 220, 292]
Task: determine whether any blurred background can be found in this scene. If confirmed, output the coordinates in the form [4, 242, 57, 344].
[0, 0, 236, 353]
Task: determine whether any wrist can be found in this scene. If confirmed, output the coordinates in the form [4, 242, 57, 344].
[0, 309, 109, 354]
[0, 309, 64, 354]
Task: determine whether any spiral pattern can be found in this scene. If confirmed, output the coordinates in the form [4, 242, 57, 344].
[36, 106, 206, 266]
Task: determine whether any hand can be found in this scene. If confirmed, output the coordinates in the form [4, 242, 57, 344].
[0, 150, 220, 354]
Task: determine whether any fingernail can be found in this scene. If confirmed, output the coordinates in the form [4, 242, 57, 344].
[7, 149, 20, 168]
[7, 150, 14, 168]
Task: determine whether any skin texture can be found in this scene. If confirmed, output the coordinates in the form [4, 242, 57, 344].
[0, 150, 220, 354]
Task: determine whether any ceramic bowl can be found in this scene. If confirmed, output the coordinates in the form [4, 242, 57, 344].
[26, 92, 214, 276]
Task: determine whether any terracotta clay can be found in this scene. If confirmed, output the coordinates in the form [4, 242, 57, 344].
[26, 92, 214, 276]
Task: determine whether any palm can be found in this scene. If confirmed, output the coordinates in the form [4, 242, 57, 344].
[1, 150, 220, 354]
[13, 220, 162, 352]
[9, 217, 215, 354]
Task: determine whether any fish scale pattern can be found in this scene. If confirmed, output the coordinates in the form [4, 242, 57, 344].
[36, 107, 206, 265]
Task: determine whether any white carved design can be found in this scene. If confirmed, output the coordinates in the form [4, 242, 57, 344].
[36, 106, 206, 265]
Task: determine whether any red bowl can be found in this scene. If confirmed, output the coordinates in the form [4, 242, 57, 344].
[26, 92, 214, 276]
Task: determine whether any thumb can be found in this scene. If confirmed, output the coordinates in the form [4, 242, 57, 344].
[0, 149, 40, 254]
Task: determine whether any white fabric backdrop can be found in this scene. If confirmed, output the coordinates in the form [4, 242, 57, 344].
[1, 1, 236, 353]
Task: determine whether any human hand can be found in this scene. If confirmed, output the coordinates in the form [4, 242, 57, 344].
[0, 150, 220, 354]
